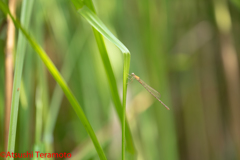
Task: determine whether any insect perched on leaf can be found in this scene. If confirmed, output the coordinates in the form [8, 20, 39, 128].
[129, 73, 170, 110]
[17, 88, 19, 91]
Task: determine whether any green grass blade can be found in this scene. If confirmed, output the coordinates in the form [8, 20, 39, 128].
[69, 124, 113, 160]
[16, 0, 35, 154]
[122, 54, 130, 160]
[43, 29, 89, 149]
[0, 1, 107, 160]
[39, 0, 71, 55]
[1, 0, 34, 158]
[35, 85, 43, 146]
[73, 3, 132, 159]
[72, 0, 136, 155]
[78, 6, 129, 54]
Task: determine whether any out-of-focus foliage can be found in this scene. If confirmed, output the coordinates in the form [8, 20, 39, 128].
[1, 0, 240, 159]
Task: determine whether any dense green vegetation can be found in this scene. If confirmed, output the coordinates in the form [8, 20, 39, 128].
[1, 0, 240, 159]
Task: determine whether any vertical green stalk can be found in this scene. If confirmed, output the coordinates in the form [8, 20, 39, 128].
[71, 0, 133, 158]
[0, 1, 107, 159]
[17, 0, 35, 153]
[43, 28, 88, 153]
[122, 53, 130, 160]
[76, 4, 132, 158]
[2, 0, 34, 158]
[72, 0, 135, 154]
[34, 15, 46, 151]
[136, 0, 179, 159]
[35, 86, 43, 148]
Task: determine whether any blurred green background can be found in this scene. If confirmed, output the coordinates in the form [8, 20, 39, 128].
[1, 0, 240, 159]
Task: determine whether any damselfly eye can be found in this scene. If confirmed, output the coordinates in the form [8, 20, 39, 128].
[131, 73, 135, 76]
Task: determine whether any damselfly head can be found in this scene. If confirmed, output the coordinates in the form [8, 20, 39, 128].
[131, 73, 135, 76]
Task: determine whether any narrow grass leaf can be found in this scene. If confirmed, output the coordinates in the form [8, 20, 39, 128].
[71, 0, 136, 155]
[78, 6, 129, 54]
[16, 0, 35, 154]
[0, 1, 107, 160]
[1, 0, 34, 159]
[75, 3, 132, 159]
[43, 29, 89, 149]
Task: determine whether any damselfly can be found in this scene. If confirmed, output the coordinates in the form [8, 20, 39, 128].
[129, 73, 170, 110]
